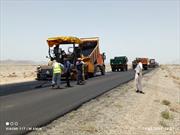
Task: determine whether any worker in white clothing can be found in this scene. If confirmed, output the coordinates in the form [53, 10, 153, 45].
[135, 60, 144, 94]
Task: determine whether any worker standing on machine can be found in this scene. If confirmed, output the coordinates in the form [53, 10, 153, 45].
[76, 58, 84, 85]
[64, 58, 72, 87]
[52, 60, 64, 89]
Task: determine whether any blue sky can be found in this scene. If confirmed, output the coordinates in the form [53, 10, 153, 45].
[0, 0, 179, 64]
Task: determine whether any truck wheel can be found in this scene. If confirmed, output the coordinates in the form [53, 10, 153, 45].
[144, 67, 148, 70]
[100, 65, 105, 75]
[85, 75, 88, 80]
[85, 73, 89, 80]
[88, 73, 95, 78]
[101, 68, 105, 75]
[125, 65, 128, 71]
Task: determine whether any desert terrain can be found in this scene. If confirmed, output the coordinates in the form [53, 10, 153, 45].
[28, 65, 180, 135]
[0, 64, 37, 85]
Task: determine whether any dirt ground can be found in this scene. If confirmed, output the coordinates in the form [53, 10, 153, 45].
[28, 65, 180, 135]
[0, 65, 37, 85]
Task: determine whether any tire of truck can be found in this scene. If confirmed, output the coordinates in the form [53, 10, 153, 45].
[89, 66, 97, 77]
[101, 65, 105, 75]
[84, 73, 89, 80]
[88, 72, 95, 77]
[37, 74, 46, 80]
[112, 67, 114, 71]
[144, 66, 148, 70]
[125, 65, 128, 71]
[36, 74, 40, 80]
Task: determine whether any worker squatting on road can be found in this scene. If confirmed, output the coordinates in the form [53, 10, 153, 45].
[134, 61, 145, 94]
[76, 58, 85, 85]
[52, 60, 64, 89]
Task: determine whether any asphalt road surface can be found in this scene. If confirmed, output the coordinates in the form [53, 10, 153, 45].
[0, 69, 154, 135]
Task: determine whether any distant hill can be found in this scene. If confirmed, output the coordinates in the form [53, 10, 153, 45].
[0, 59, 47, 65]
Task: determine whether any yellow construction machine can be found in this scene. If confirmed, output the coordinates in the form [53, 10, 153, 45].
[36, 36, 106, 80]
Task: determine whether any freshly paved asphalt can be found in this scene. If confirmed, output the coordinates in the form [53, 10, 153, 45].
[0, 69, 153, 135]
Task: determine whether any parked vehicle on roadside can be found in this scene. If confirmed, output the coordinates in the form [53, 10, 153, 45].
[110, 56, 128, 72]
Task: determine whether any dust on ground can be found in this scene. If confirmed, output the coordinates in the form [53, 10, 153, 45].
[29, 65, 180, 135]
[0, 64, 37, 85]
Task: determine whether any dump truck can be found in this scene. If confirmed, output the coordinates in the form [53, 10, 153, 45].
[36, 36, 106, 80]
[149, 59, 156, 68]
[132, 57, 149, 70]
[80, 37, 106, 77]
[110, 56, 128, 71]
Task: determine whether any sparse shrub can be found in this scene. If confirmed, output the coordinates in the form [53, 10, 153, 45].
[161, 110, 173, 120]
[161, 67, 165, 70]
[80, 125, 98, 133]
[154, 99, 160, 103]
[8, 72, 17, 77]
[159, 120, 169, 127]
[162, 100, 171, 106]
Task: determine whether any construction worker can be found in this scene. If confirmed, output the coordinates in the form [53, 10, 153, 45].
[135, 60, 144, 94]
[52, 60, 64, 89]
[64, 58, 72, 87]
[76, 58, 84, 85]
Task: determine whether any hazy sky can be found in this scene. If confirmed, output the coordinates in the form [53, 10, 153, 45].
[0, 0, 179, 64]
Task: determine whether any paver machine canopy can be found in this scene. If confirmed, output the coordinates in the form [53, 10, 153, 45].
[47, 36, 82, 65]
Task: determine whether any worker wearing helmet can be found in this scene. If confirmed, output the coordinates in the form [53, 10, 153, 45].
[135, 60, 144, 94]
[76, 58, 84, 85]
[52, 60, 64, 89]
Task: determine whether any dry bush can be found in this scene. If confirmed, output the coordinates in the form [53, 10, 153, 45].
[159, 120, 169, 127]
[162, 100, 171, 106]
[8, 72, 17, 77]
[161, 110, 173, 120]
